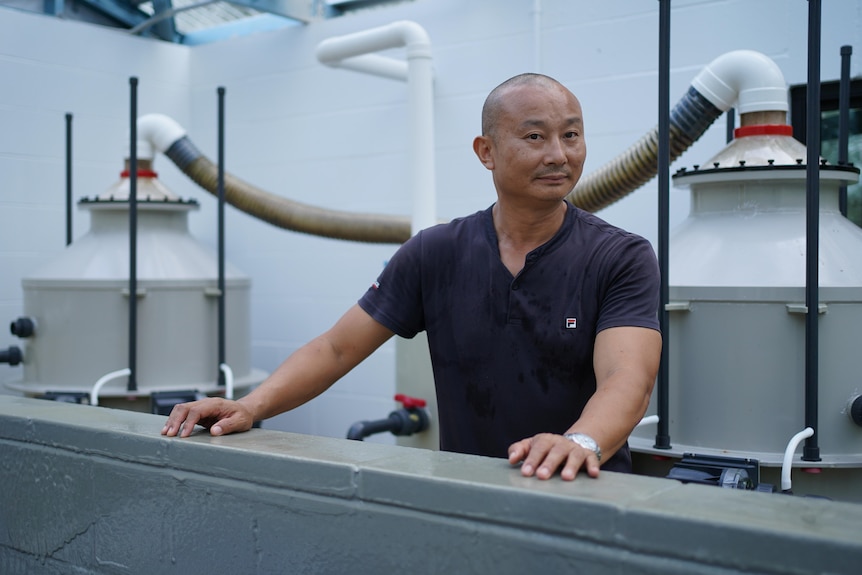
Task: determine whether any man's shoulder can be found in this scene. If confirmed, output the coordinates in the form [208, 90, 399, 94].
[569, 204, 650, 246]
[417, 206, 491, 244]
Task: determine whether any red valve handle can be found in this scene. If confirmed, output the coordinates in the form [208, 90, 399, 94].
[394, 393, 427, 409]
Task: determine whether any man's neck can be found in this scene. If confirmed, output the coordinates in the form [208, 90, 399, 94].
[493, 200, 567, 275]
[493, 200, 567, 249]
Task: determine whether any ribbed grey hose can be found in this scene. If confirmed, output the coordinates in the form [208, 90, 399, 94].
[566, 87, 722, 212]
[165, 138, 413, 244]
[165, 87, 721, 245]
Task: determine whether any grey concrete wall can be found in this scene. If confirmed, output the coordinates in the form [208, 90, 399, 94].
[1, 396, 860, 575]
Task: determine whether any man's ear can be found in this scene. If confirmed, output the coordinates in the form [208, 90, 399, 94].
[473, 135, 494, 170]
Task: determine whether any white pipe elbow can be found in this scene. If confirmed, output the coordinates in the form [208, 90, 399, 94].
[691, 50, 788, 114]
[316, 20, 431, 63]
[781, 427, 815, 492]
[127, 113, 187, 160]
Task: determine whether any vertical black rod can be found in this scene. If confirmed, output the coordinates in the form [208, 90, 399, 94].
[217, 86, 227, 386]
[65, 113, 73, 246]
[128, 77, 139, 393]
[654, 0, 671, 450]
[837, 45, 852, 217]
[725, 108, 735, 144]
[803, 0, 821, 461]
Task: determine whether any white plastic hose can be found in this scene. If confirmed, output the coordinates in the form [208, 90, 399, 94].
[781, 427, 815, 492]
[90, 368, 132, 407]
[220, 362, 234, 401]
[635, 414, 660, 429]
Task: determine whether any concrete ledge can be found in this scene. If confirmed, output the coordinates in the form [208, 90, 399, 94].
[1, 396, 860, 574]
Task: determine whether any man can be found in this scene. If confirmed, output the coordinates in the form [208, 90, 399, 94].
[163, 73, 662, 481]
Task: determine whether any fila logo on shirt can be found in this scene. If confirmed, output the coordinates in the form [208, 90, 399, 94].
[565, 318, 577, 329]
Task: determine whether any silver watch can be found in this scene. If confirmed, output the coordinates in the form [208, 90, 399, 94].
[564, 432, 602, 462]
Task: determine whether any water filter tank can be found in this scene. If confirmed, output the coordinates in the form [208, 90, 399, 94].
[629, 124, 862, 469]
[6, 162, 266, 407]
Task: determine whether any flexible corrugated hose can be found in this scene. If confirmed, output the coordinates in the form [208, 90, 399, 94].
[165, 86, 722, 244]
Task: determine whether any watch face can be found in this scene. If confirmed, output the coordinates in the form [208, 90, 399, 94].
[566, 433, 601, 461]
[579, 435, 597, 449]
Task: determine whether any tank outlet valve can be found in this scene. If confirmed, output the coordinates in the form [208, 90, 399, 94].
[346, 394, 431, 441]
[849, 396, 862, 427]
[0, 346, 23, 366]
[10, 317, 36, 338]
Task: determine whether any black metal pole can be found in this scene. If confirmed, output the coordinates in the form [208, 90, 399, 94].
[217, 86, 226, 387]
[654, 0, 671, 450]
[128, 77, 139, 393]
[725, 108, 735, 144]
[837, 45, 852, 217]
[803, 0, 821, 462]
[65, 113, 73, 246]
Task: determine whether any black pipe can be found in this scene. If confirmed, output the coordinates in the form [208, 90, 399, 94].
[0, 346, 22, 366]
[725, 108, 735, 144]
[10, 317, 35, 338]
[347, 415, 403, 440]
[128, 77, 139, 393]
[217, 86, 226, 386]
[65, 112, 73, 246]
[837, 45, 852, 217]
[803, 0, 821, 462]
[347, 407, 429, 441]
[653, 0, 671, 450]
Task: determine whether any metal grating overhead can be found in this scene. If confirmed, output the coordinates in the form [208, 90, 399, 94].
[137, 0, 264, 34]
[0, 0, 413, 44]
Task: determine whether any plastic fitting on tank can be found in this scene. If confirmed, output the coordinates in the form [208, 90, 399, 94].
[346, 394, 430, 441]
[849, 396, 862, 427]
[0, 346, 22, 366]
[10, 317, 36, 338]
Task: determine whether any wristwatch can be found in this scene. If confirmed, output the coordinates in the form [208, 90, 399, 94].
[564, 432, 602, 462]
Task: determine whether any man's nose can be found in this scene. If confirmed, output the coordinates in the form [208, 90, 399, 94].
[544, 137, 568, 164]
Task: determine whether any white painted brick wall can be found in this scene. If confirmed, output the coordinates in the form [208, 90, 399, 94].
[1, 0, 860, 442]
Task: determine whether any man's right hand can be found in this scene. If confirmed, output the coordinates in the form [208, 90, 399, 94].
[161, 398, 254, 438]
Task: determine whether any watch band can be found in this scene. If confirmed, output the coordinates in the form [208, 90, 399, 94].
[564, 432, 602, 462]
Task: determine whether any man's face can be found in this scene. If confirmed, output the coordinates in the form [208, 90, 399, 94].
[476, 83, 587, 205]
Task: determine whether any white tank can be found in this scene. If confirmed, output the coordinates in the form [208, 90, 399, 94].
[629, 125, 862, 498]
[6, 163, 267, 407]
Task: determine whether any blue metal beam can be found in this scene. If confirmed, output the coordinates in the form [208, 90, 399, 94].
[76, 0, 150, 28]
[43, 0, 65, 16]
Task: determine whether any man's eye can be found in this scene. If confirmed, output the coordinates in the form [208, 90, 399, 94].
[528, 133, 541, 140]
[564, 131, 578, 139]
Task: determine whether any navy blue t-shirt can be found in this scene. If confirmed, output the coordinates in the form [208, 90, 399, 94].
[358, 202, 660, 472]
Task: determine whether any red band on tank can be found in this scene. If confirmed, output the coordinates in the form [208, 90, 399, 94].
[734, 124, 794, 138]
[120, 170, 159, 178]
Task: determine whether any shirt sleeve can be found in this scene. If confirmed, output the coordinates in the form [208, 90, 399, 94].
[595, 233, 661, 334]
[357, 232, 426, 339]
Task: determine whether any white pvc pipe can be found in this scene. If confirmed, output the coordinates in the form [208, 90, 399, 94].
[316, 21, 436, 235]
[635, 414, 659, 429]
[532, 0, 542, 72]
[220, 362, 234, 400]
[691, 49, 789, 114]
[90, 368, 132, 407]
[781, 427, 815, 492]
[130, 113, 187, 160]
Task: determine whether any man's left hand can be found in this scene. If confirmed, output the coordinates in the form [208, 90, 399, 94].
[507, 433, 600, 481]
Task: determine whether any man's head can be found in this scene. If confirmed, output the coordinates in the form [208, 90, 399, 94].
[474, 73, 587, 203]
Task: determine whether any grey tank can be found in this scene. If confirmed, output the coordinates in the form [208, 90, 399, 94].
[629, 127, 862, 497]
[6, 167, 266, 405]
